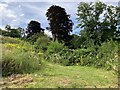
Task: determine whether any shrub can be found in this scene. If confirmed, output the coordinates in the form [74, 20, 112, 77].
[34, 35, 51, 52]
[47, 41, 65, 54]
[26, 33, 44, 44]
[96, 40, 119, 71]
[68, 34, 86, 49]
[60, 48, 97, 66]
[2, 53, 19, 76]
[44, 41, 67, 65]
[44, 48, 95, 66]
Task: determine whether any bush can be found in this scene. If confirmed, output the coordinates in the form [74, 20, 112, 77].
[47, 41, 65, 54]
[44, 41, 67, 65]
[34, 35, 51, 52]
[60, 48, 97, 66]
[2, 42, 41, 77]
[68, 34, 86, 49]
[96, 40, 119, 71]
[44, 48, 95, 66]
[25, 33, 44, 44]
[0, 29, 21, 38]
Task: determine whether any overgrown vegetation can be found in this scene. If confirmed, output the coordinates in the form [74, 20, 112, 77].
[1, 37, 42, 76]
[44, 40, 119, 72]
[1, 1, 119, 88]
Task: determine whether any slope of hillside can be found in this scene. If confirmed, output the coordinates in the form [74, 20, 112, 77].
[2, 61, 118, 88]
[1, 36, 118, 88]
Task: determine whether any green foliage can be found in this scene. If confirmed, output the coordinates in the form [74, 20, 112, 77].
[8, 29, 21, 38]
[1, 36, 21, 44]
[2, 25, 23, 38]
[47, 40, 65, 54]
[5, 25, 11, 30]
[44, 53, 66, 65]
[96, 40, 118, 71]
[44, 41, 68, 65]
[26, 33, 44, 44]
[2, 41, 41, 77]
[44, 39, 119, 73]
[0, 29, 9, 36]
[34, 35, 51, 52]
[69, 34, 97, 49]
[68, 34, 81, 49]
[26, 20, 44, 38]
[44, 47, 94, 66]
[77, 2, 120, 45]
[46, 5, 73, 42]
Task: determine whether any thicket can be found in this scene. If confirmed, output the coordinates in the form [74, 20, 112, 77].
[44, 40, 119, 72]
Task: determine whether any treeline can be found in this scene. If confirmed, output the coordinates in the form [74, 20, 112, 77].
[1, 2, 120, 48]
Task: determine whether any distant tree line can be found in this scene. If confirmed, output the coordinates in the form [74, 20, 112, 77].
[0, 25, 24, 38]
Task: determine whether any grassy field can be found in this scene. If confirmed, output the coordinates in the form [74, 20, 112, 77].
[2, 61, 118, 88]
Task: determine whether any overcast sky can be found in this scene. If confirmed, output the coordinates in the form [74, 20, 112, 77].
[0, 1, 119, 36]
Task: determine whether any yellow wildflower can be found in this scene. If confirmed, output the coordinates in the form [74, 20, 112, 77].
[38, 52, 43, 55]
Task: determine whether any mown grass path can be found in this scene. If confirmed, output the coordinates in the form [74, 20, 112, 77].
[2, 61, 118, 88]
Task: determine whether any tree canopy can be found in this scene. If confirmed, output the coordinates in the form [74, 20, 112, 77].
[46, 5, 73, 42]
[1, 25, 22, 38]
[26, 20, 44, 38]
[76, 2, 120, 46]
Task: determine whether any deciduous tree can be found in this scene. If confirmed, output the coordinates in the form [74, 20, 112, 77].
[77, 2, 120, 46]
[46, 5, 73, 42]
[26, 20, 44, 38]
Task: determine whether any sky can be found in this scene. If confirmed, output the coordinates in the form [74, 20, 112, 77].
[0, 0, 119, 36]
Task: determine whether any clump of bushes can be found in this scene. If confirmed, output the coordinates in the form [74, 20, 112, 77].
[34, 35, 51, 52]
[96, 40, 119, 71]
[25, 33, 45, 44]
[44, 41, 68, 65]
[47, 41, 65, 54]
[44, 48, 96, 66]
[44, 39, 119, 72]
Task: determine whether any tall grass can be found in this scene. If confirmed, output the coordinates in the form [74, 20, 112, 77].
[2, 37, 42, 76]
[1, 36, 21, 44]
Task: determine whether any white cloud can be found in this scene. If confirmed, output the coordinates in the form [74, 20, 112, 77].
[20, 2, 49, 24]
[6, 12, 16, 18]
[18, 5, 21, 8]
[20, 13, 24, 16]
[0, 2, 25, 28]
[0, 3, 15, 18]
